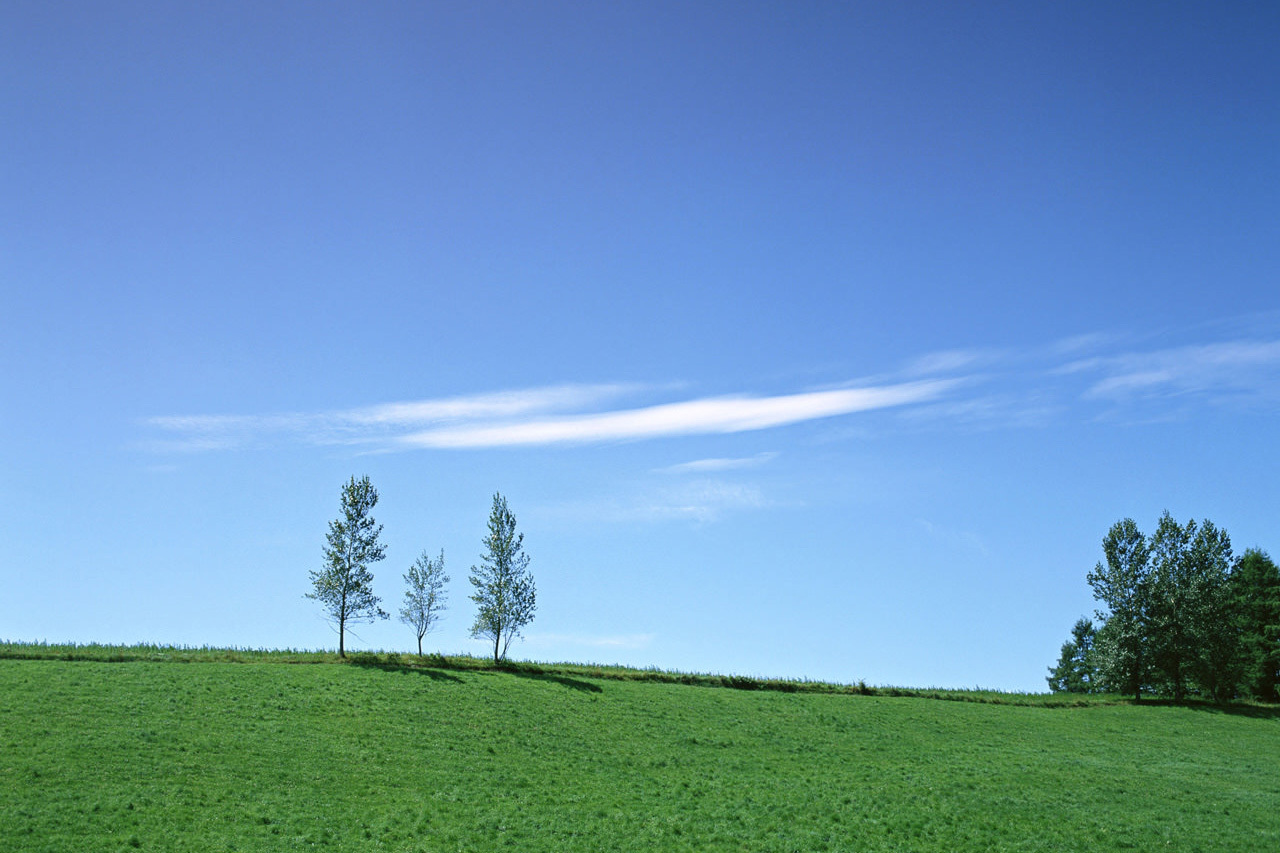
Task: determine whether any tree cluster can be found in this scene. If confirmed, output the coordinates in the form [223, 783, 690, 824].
[306, 478, 536, 660]
[1049, 512, 1280, 702]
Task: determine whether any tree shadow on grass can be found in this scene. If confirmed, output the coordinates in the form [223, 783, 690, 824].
[477, 666, 603, 694]
[513, 671, 603, 693]
[1134, 698, 1280, 720]
[347, 659, 464, 683]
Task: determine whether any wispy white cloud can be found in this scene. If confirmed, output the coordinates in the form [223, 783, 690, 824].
[398, 380, 957, 448]
[148, 379, 955, 453]
[145, 329, 1280, 456]
[533, 478, 773, 525]
[902, 348, 1003, 376]
[897, 394, 1062, 431]
[1060, 340, 1280, 401]
[342, 384, 640, 426]
[656, 452, 778, 474]
[1043, 331, 1119, 358]
[144, 383, 640, 451]
[640, 479, 771, 523]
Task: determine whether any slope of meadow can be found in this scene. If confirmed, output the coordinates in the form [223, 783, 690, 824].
[2, 650, 1277, 852]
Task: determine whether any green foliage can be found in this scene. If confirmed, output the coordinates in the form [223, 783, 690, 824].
[1047, 617, 1097, 693]
[306, 475, 388, 657]
[4, 656, 1279, 852]
[1079, 514, 1276, 703]
[1231, 548, 1280, 701]
[399, 548, 449, 655]
[469, 492, 536, 662]
[1087, 518, 1152, 699]
[1147, 513, 1235, 701]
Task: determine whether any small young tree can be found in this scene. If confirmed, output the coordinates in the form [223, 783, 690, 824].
[306, 475, 388, 658]
[1047, 617, 1097, 693]
[469, 492, 536, 663]
[400, 549, 449, 656]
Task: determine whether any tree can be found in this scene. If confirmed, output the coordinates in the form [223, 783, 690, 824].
[1186, 521, 1239, 702]
[1087, 518, 1152, 700]
[1231, 549, 1280, 701]
[1047, 617, 1097, 693]
[400, 549, 449, 656]
[306, 475, 388, 658]
[1147, 513, 1234, 701]
[469, 492, 536, 663]
[1146, 513, 1199, 701]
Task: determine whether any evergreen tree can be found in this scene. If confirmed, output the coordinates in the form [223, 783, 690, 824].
[1047, 617, 1097, 693]
[1231, 549, 1280, 702]
[306, 476, 388, 657]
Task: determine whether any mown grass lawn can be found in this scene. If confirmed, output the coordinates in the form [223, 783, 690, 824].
[2, 657, 1277, 852]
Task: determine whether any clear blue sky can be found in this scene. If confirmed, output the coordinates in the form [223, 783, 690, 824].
[2, 2, 1277, 691]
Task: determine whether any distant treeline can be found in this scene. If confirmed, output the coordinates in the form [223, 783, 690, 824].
[1049, 513, 1279, 702]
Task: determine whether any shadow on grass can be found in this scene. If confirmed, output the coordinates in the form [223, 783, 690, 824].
[473, 666, 601, 691]
[345, 653, 600, 691]
[1136, 698, 1280, 720]
[346, 659, 464, 683]
[470, 664, 604, 693]
[506, 669, 603, 693]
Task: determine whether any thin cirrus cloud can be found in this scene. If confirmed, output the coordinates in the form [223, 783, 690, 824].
[530, 477, 772, 526]
[656, 452, 779, 474]
[901, 347, 1004, 377]
[1059, 340, 1280, 400]
[339, 383, 643, 426]
[396, 380, 959, 449]
[146, 379, 957, 452]
[144, 383, 640, 451]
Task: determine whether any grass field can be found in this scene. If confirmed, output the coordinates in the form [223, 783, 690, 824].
[2, 647, 1278, 852]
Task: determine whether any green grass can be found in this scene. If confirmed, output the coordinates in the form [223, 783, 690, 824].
[2, 646, 1278, 851]
[0, 641, 1122, 706]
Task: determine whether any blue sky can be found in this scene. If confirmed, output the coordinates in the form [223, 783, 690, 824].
[2, 2, 1278, 691]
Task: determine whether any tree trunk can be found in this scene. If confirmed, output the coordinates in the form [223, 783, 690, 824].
[339, 588, 348, 659]
[417, 636, 423, 656]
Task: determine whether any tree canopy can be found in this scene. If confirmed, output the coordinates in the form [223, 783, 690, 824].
[469, 493, 537, 663]
[306, 475, 388, 658]
[1059, 513, 1278, 703]
[400, 549, 449, 656]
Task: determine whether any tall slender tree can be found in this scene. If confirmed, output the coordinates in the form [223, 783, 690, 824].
[1147, 513, 1198, 701]
[469, 492, 536, 663]
[400, 549, 449, 656]
[307, 475, 388, 658]
[1087, 518, 1152, 700]
[1187, 520, 1238, 702]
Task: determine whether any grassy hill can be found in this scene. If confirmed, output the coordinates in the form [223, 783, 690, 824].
[2, 645, 1278, 852]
